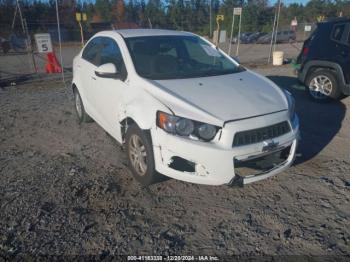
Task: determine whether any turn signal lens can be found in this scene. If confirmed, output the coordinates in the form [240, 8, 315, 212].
[157, 111, 178, 133]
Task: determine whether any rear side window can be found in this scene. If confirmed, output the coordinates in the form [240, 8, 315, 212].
[331, 24, 346, 41]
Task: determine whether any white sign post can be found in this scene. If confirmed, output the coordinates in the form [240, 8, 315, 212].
[235, 8, 242, 57]
[233, 7, 242, 16]
[228, 11, 236, 56]
[229, 7, 243, 57]
[219, 30, 226, 43]
[304, 25, 312, 32]
[35, 33, 53, 53]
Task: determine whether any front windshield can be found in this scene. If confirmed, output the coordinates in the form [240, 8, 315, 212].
[125, 35, 243, 80]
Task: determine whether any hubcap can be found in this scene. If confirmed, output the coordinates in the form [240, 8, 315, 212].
[309, 75, 333, 100]
[75, 93, 82, 118]
[128, 134, 147, 176]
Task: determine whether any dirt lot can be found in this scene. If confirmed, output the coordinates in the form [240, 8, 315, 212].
[0, 65, 350, 258]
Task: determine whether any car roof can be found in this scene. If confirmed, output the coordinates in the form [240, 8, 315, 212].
[320, 17, 350, 24]
[96, 29, 195, 38]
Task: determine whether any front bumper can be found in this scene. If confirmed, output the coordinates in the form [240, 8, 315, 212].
[151, 112, 299, 186]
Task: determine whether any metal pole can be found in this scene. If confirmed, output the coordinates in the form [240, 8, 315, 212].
[78, 21, 84, 47]
[16, 0, 26, 35]
[215, 18, 220, 46]
[209, 0, 212, 39]
[228, 10, 235, 56]
[16, 0, 33, 73]
[273, 0, 282, 53]
[11, 5, 18, 29]
[268, 6, 277, 64]
[55, 0, 65, 84]
[235, 13, 242, 57]
[24, 18, 37, 73]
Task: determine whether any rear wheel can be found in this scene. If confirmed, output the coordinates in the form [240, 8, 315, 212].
[306, 69, 342, 102]
[125, 124, 162, 186]
[73, 88, 93, 123]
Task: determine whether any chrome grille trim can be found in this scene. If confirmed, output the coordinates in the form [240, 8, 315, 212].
[232, 121, 290, 147]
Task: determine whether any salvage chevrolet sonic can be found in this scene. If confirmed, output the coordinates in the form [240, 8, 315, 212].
[72, 29, 299, 186]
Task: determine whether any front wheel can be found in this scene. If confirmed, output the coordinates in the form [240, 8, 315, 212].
[73, 88, 93, 123]
[125, 124, 162, 186]
[306, 70, 342, 102]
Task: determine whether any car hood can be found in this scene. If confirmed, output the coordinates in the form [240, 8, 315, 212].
[151, 70, 288, 123]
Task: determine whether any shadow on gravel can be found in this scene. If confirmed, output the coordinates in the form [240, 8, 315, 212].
[268, 75, 347, 165]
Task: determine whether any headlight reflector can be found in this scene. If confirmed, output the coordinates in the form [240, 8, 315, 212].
[175, 118, 195, 136]
[197, 123, 217, 141]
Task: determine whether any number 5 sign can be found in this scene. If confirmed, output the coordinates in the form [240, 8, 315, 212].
[35, 33, 53, 53]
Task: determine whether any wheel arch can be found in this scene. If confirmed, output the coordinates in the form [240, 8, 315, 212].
[302, 61, 346, 87]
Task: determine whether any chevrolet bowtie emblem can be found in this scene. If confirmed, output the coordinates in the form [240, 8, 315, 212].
[262, 140, 279, 152]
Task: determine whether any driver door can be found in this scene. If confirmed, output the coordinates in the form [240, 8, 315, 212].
[89, 37, 128, 142]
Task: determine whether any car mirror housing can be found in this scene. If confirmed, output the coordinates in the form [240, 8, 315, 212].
[95, 63, 119, 79]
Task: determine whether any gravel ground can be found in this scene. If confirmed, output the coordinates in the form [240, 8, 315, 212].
[0, 65, 350, 258]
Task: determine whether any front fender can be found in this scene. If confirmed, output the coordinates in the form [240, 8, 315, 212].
[120, 89, 172, 130]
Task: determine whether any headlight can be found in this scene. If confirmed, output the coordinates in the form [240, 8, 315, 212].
[197, 124, 217, 140]
[175, 118, 194, 136]
[157, 111, 219, 141]
[284, 90, 295, 120]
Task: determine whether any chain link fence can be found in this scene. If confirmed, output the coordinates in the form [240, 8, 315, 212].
[0, 8, 319, 83]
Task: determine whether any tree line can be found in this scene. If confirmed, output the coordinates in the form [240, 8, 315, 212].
[0, 0, 349, 37]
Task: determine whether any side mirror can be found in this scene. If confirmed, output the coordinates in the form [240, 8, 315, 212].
[95, 63, 119, 78]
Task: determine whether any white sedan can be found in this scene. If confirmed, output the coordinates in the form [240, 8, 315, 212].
[72, 29, 299, 186]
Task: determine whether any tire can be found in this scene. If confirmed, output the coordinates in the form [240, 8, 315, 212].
[73, 88, 93, 123]
[1, 41, 10, 53]
[305, 69, 342, 102]
[125, 124, 161, 186]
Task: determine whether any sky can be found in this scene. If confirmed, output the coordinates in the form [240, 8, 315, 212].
[271, 0, 308, 5]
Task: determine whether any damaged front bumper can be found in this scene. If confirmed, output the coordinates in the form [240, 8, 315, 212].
[151, 113, 299, 186]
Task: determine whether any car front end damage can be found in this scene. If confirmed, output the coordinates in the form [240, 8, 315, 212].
[151, 110, 299, 186]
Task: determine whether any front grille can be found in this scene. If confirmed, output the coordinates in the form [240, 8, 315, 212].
[233, 121, 290, 147]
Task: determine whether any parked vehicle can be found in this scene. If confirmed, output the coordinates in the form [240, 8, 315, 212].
[257, 30, 296, 44]
[297, 17, 350, 101]
[0, 34, 27, 53]
[232, 32, 253, 44]
[0, 37, 10, 53]
[9, 34, 26, 51]
[244, 32, 267, 43]
[72, 29, 299, 186]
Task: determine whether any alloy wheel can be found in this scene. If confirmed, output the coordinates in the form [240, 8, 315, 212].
[75, 93, 83, 118]
[128, 134, 148, 176]
[309, 75, 333, 100]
